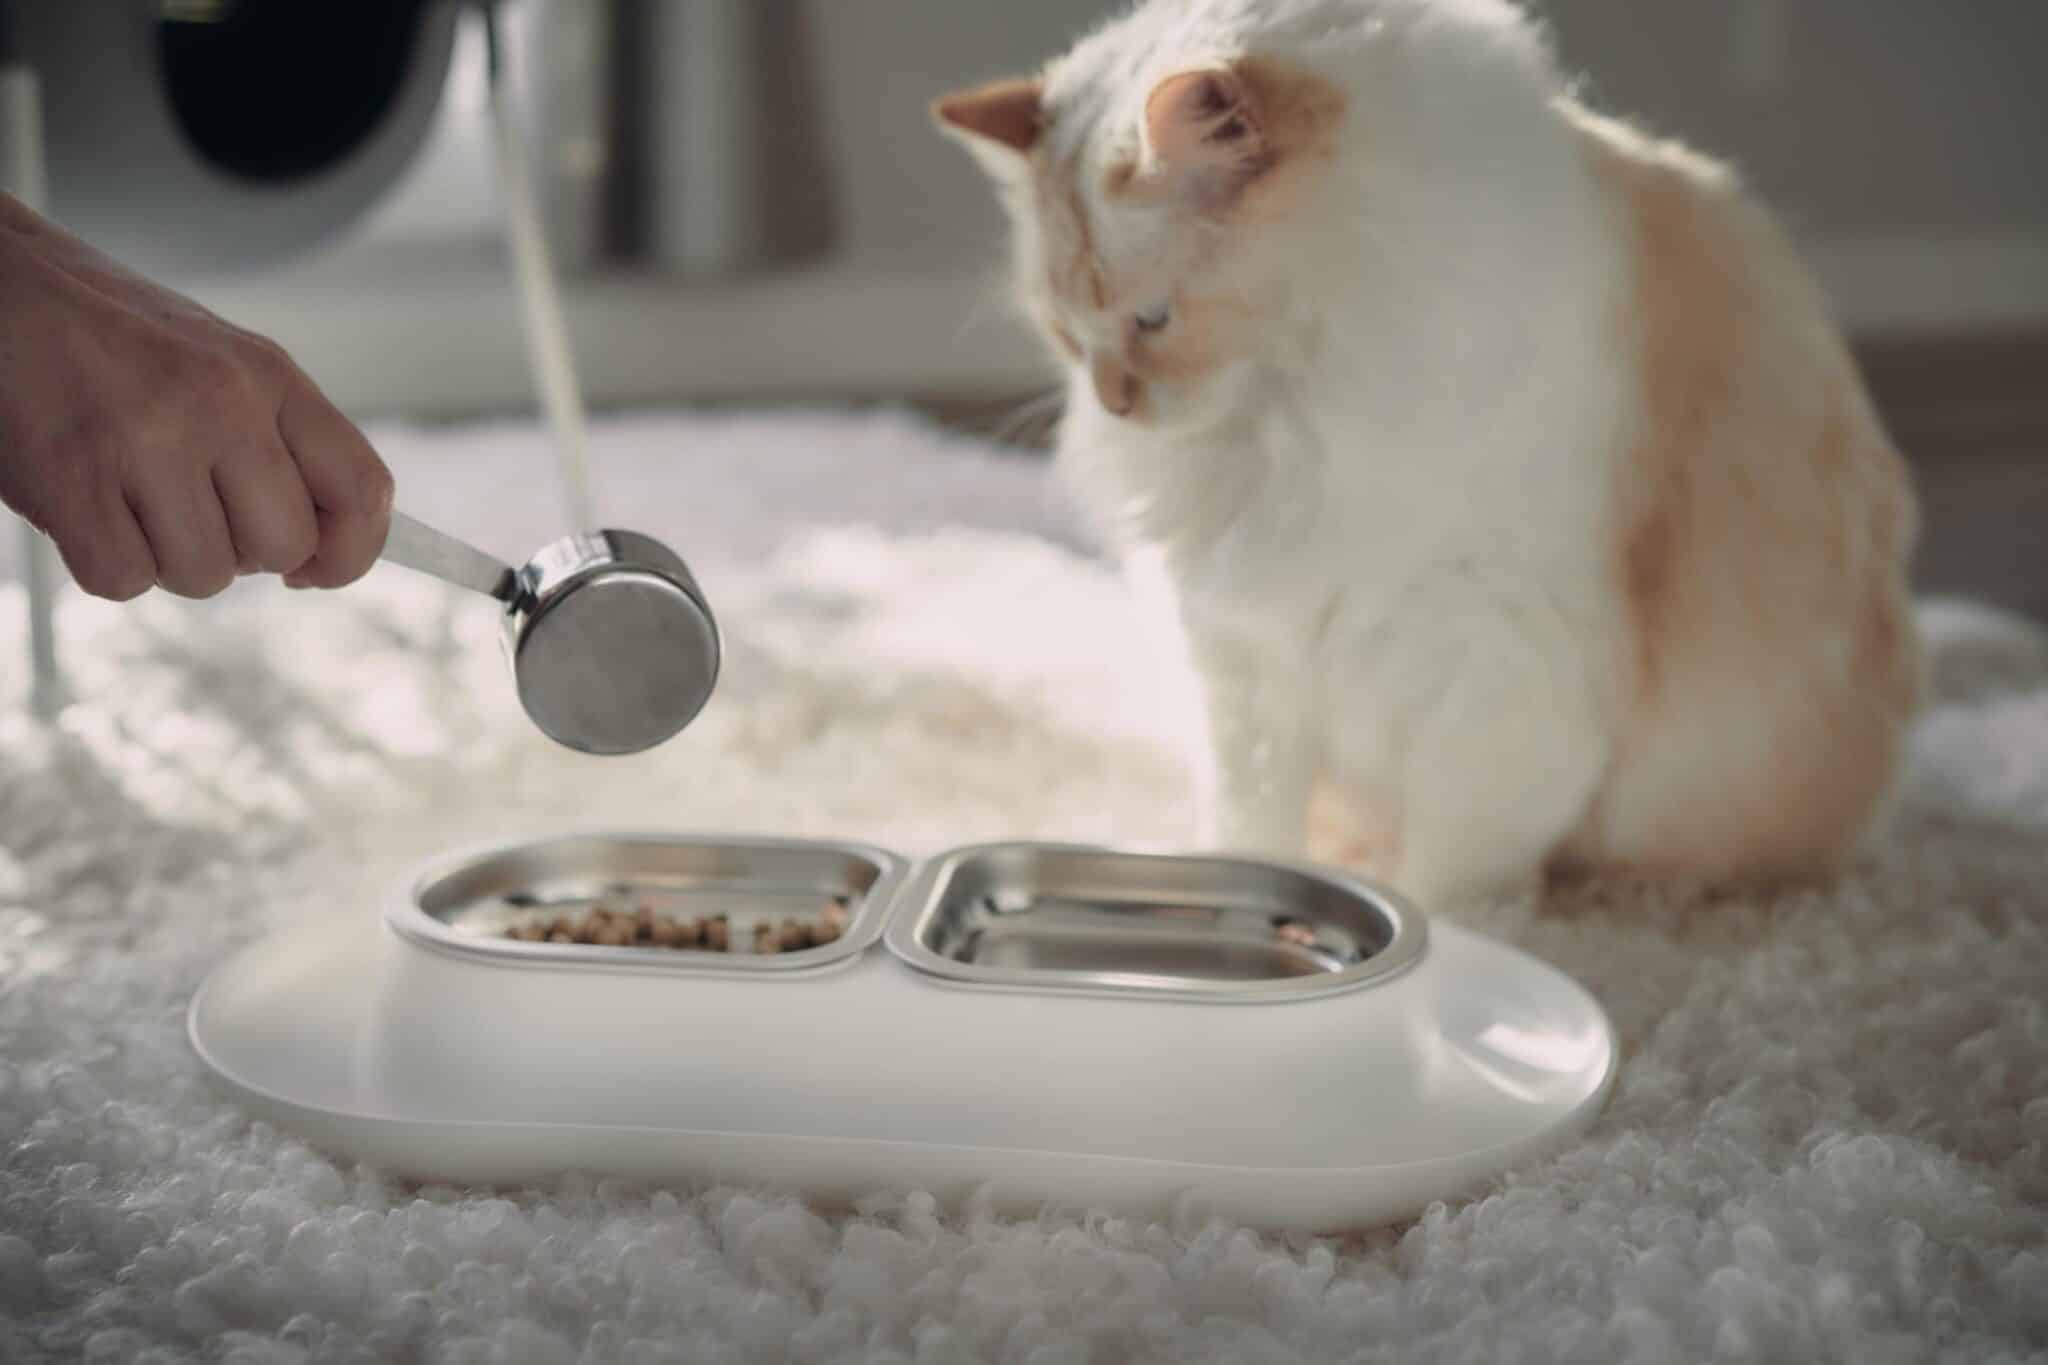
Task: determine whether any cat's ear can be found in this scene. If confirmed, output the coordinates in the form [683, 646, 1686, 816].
[1144, 67, 1264, 179]
[1142, 59, 1339, 206]
[933, 78, 1044, 180]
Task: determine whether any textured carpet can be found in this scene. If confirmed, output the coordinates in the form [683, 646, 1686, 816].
[1, 408, 2043, 1364]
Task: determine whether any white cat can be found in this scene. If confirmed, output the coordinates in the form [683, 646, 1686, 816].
[936, 0, 1920, 908]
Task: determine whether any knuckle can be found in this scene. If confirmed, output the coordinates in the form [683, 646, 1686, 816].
[145, 526, 236, 599]
[185, 346, 247, 404]
[162, 338, 265, 420]
[237, 334, 297, 389]
[279, 517, 319, 570]
[162, 562, 234, 600]
[299, 550, 352, 590]
[257, 521, 317, 573]
[65, 545, 152, 602]
[124, 340, 231, 447]
[308, 524, 375, 586]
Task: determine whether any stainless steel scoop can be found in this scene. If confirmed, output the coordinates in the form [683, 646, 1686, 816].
[378, 511, 720, 756]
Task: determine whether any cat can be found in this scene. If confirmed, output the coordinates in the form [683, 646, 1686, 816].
[934, 0, 1920, 909]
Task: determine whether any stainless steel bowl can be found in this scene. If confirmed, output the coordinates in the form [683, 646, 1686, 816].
[389, 832, 907, 977]
[883, 843, 1427, 1003]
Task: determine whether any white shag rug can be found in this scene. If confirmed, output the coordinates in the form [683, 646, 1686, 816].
[1, 408, 2044, 1365]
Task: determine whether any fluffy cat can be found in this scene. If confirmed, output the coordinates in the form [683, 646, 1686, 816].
[935, 0, 1920, 908]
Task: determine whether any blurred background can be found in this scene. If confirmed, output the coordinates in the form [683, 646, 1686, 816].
[11, 0, 2047, 617]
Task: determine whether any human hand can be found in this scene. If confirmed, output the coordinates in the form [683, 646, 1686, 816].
[0, 192, 393, 600]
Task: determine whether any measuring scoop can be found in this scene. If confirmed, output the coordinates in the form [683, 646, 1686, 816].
[378, 512, 721, 756]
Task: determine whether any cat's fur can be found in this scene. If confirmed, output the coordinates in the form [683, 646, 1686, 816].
[936, 0, 1920, 908]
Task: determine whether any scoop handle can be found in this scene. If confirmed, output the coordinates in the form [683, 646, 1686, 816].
[379, 510, 518, 602]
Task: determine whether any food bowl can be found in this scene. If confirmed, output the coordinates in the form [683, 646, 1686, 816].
[189, 834, 1615, 1233]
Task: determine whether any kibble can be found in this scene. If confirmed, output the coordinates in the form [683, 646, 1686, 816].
[502, 900, 850, 954]
[814, 900, 848, 945]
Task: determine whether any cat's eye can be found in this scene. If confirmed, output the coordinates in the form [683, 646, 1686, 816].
[1133, 303, 1171, 333]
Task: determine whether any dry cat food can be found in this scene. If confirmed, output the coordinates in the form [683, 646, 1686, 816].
[502, 896, 850, 954]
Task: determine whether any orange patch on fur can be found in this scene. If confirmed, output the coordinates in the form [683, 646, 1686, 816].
[1307, 780, 1400, 878]
[1596, 143, 1741, 702]
[1234, 56, 1347, 164]
[1227, 58, 1348, 231]
[1090, 353, 1139, 415]
[1619, 467, 1687, 698]
[1565, 107, 1921, 886]
[1039, 169, 1109, 310]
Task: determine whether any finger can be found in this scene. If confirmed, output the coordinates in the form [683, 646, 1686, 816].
[47, 489, 158, 602]
[212, 440, 318, 576]
[126, 466, 238, 599]
[276, 377, 393, 589]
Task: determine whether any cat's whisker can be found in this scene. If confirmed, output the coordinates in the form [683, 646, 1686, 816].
[978, 385, 1067, 449]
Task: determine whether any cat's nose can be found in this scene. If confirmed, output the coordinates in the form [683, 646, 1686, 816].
[1090, 354, 1140, 417]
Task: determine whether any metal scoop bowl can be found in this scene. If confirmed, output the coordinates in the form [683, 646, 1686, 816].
[378, 512, 720, 756]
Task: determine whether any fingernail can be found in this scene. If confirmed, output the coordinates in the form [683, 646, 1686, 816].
[283, 574, 309, 590]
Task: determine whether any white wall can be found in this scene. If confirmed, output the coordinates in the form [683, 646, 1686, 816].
[180, 0, 2048, 420]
